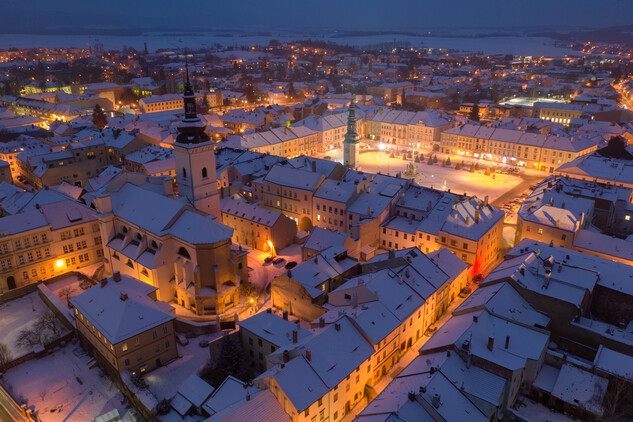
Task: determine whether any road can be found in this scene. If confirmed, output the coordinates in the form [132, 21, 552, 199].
[491, 171, 544, 208]
[0, 385, 31, 422]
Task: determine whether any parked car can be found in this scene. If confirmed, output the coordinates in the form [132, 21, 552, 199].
[272, 257, 285, 265]
[198, 339, 210, 348]
[264, 256, 273, 264]
[176, 334, 189, 346]
[473, 274, 484, 284]
[285, 261, 298, 270]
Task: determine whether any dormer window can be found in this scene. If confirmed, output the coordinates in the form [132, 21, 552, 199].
[178, 247, 191, 260]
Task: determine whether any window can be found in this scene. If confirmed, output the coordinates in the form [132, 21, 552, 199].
[44, 248, 50, 257]
[561, 234, 566, 241]
[182, 168, 187, 178]
[463, 243, 468, 249]
[122, 343, 128, 351]
[165, 340, 170, 348]
[163, 325, 168, 334]
[305, 408, 310, 417]
[258, 339, 263, 347]
[333, 393, 338, 402]
[124, 359, 130, 366]
[526, 225, 531, 232]
[18, 255, 24, 265]
[41, 233, 47, 242]
[24, 238, 30, 248]
[626, 215, 631, 221]
[537, 228, 543, 235]
[152, 330, 157, 339]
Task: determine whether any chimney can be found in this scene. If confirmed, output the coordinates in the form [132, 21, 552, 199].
[312, 161, 317, 173]
[432, 394, 441, 408]
[474, 209, 480, 223]
[484, 195, 489, 206]
[120, 291, 128, 301]
[100, 277, 108, 288]
[335, 323, 341, 331]
[408, 390, 416, 401]
[246, 391, 251, 401]
[306, 350, 311, 361]
[283, 350, 290, 363]
[314, 256, 319, 264]
[505, 335, 510, 349]
[319, 317, 325, 328]
[520, 266, 525, 276]
[473, 315, 478, 323]
[266, 308, 272, 314]
[419, 385, 426, 393]
[292, 330, 298, 344]
[487, 336, 494, 351]
[113, 271, 121, 282]
[405, 269, 410, 278]
[282, 310, 288, 320]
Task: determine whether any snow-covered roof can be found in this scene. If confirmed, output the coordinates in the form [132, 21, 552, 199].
[459, 281, 550, 329]
[239, 311, 312, 347]
[70, 275, 174, 345]
[221, 198, 282, 227]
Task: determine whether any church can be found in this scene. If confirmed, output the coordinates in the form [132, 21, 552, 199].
[89, 67, 247, 316]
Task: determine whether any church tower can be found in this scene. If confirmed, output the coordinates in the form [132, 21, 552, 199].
[173, 64, 221, 221]
[343, 99, 360, 169]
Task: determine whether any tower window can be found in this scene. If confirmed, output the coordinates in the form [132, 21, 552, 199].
[202, 167, 208, 178]
[182, 168, 187, 178]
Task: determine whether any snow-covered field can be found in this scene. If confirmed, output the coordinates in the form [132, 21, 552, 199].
[0, 292, 50, 357]
[2, 340, 137, 422]
[0, 32, 579, 57]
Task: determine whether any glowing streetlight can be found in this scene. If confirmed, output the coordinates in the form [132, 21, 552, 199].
[55, 259, 64, 268]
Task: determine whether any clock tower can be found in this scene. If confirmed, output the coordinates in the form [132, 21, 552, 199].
[173, 64, 221, 221]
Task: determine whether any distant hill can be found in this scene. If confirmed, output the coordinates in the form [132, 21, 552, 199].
[531, 25, 633, 44]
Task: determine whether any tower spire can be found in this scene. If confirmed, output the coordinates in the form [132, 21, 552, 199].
[343, 95, 360, 169]
[176, 57, 210, 145]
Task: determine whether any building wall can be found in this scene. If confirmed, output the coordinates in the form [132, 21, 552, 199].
[75, 306, 177, 373]
[0, 221, 103, 293]
[515, 216, 577, 249]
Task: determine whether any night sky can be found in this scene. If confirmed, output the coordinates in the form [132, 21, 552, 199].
[2, 0, 633, 33]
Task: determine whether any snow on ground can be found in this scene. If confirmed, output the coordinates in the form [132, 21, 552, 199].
[144, 332, 224, 401]
[46, 274, 90, 308]
[325, 149, 523, 202]
[0, 291, 51, 357]
[511, 396, 578, 422]
[2, 340, 137, 422]
[0, 33, 579, 57]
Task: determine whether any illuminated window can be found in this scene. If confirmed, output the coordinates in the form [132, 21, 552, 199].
[626, 215, 631, 221]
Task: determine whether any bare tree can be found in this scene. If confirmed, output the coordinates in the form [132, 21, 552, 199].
[603, 374, 633, 419]
[58, 286, 76, 303]
[0, 343, 12, 371]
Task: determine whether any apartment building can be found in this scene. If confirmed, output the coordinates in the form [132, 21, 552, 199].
[0, 199, 101, 293]
[139, 94, 184, 113]
[365, 108, 456, 148]
[223, 126, 320, 158]
[381, 185, 504, 274]
[256, 164, 325, 231]
[71, 272, 177, 374]
[221, 198, 298, 252]
[440, 121, 604, 172]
